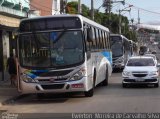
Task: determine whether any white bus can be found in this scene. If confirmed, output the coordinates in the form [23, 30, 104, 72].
[110, 34, 132, 70]
[17, 14, 112, 97]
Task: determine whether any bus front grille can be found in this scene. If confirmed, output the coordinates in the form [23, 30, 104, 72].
[31, 70, 73, 77]
[41, 84, 65, 89]
[38, 78, 68, 83]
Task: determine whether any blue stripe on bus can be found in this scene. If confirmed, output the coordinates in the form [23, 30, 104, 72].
[31, 70, 49, 73]
[25, 70, 49, 79]
[101, 51, 112, 64]
[26, 72, 37, 79]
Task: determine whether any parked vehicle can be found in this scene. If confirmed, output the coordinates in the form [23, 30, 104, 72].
[122, 56, 159, 88]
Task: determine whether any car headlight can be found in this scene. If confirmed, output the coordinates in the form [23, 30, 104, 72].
[70, 68, 86, 81]
[21, 74, 37, 83]
[149, 71, 158, 76]
[122, 71, 132, 77]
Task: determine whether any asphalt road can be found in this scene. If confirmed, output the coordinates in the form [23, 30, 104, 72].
[1, 71, 160, 116]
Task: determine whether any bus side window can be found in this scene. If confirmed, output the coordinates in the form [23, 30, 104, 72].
[84, 24, 90, 51]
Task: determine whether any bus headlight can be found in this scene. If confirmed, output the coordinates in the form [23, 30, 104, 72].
[21, 75, 36, 83]
[70, 68, 86, 81]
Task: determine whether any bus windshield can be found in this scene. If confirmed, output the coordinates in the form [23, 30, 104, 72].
[111, 36, 123, 57]
[19, 31, 84, 68]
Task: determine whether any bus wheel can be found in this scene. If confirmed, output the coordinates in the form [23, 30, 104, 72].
[122, 83, 127, 88]
[102, 66, 108, 86]
[37, 93, 45, 98]
[84, 73, 96, 97]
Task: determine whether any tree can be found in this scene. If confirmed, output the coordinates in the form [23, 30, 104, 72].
[66, 1, 137, 42]
[66, 2, 78, 14]
[66, 1, 90, 18]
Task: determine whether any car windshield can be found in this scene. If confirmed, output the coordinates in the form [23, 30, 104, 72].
[19, 31, 84, 68]
[127, 58, 155, 66]
[144, 55, 156, 60]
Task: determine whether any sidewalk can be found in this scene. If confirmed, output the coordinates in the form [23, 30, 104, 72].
[0, 72, 19, 107]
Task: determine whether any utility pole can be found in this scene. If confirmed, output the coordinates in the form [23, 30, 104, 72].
[60, 0, 67, 14]
[119, 10, 122, 34]
[91, 0, 94, 20]
[138, 9, 140, 24]
[78, 0, 82, 14]
[106, 0, 125, 30]
[108, 0, 111, 30]
[119, 6, 132, 34]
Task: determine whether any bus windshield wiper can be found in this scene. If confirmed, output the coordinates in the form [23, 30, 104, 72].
[52, 26, 67, 44]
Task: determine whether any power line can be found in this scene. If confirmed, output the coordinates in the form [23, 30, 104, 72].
[125, 2, 160, 15]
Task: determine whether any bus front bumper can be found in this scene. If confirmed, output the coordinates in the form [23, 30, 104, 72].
[19, 77, 89, 94]
[113, 63, 124, 69]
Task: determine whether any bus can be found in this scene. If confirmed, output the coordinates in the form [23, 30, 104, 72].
[17, 14, 112, 97]
[110, 34, 132, 70]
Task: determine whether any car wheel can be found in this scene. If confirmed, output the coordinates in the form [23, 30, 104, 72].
[102, 66, 108, 86]
[154, 83, 159, 88]
[122, 83, 127, 88]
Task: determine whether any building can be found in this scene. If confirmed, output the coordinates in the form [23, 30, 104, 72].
[30, 0, 61, 16]
[0, 0, 61, 80]
[0, 0, 30, 80]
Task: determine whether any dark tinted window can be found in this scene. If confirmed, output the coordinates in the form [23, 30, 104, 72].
[127, 58, 155, 66]
[20, 17, 82, 32]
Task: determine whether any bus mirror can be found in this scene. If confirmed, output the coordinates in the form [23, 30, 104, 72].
[87, 28, 93, 42]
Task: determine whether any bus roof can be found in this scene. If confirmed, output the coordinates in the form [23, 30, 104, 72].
[20, 14, 110, 32]
[110, 34, 129, 40]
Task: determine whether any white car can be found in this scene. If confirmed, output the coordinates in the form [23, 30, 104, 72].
[122, 56, 159, 88]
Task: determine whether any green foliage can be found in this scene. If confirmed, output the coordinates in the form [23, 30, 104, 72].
[66, 2, 78, 14]
[66, 1, 137, 42]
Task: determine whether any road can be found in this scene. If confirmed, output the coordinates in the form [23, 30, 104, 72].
[1, 72, 160, 117]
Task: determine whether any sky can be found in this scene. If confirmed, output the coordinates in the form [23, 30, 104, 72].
[69, 0, 160, 25]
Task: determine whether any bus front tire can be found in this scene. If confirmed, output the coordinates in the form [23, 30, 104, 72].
[84, 72, 96, 97]
[37, 93, 45, 98]
[122, 83, 127, 88]
[84, 88, 94, 97]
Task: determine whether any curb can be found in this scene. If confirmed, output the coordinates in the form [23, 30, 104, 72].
[1, 94, 29, 106]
